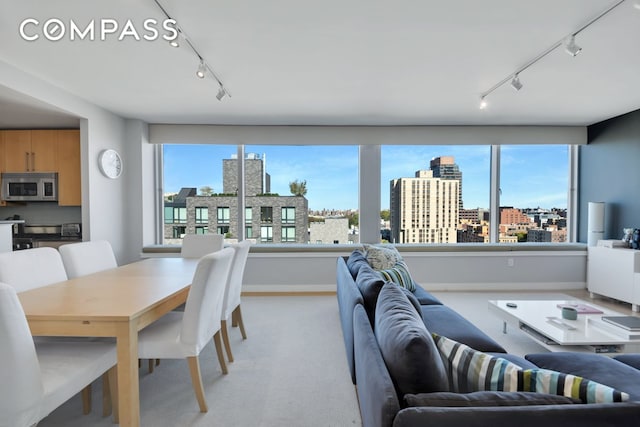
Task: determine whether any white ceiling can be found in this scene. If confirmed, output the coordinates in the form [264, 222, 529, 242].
[0, 0, 639, 128]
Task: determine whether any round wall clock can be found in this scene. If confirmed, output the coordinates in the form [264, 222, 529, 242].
[98, 149, 123, 179]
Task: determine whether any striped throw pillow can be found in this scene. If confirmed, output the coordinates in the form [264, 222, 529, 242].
[377, 260, 416, 291]
[433, 333, 629, 404]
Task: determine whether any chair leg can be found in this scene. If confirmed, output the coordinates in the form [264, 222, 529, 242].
[107, 366, 119, 424]
[213, 331, 228, 374]
[220, 320, 234, 363]
[234, 305, 247, 339]
[81, 384, 92, 414]
[148, 359, 154, 373]
[187, 356, 208, 413]
[102, 372, 111, 417]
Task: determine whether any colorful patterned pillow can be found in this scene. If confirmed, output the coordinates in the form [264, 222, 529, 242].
[433, 333, 630, 404]
[377, 260, 416, 291]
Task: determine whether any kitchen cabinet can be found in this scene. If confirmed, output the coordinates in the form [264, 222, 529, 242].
[56, 129, 81, 206]
[2, 130, 57, 172]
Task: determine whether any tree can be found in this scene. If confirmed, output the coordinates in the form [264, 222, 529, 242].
[199, 186, 214, 196]
[289, 179, 307, 196]
[380, 209, 390, 221]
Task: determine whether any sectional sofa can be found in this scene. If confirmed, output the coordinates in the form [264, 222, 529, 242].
[336, 248, 640, 427]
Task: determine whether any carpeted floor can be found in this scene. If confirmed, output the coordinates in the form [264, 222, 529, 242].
[37, 290, 637, 427]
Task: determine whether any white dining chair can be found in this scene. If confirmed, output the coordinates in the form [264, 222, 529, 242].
[0, 282, 118, 427]
[0, 247, 67, 292]
[0, 247, 105, 415]
[220, 240, 251, 363]
[137, 247, 235, 412]
[180, 233, 224, 258]
[58, 240, 118, 278]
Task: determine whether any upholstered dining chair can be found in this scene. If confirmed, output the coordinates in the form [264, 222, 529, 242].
[0, 247, 103, 415]
[220, 240, 251, 363]
[0, 282, 117, 427]
[137, 247, 235, 412]
[180, 233, 224, 258]
[58, 240, 118, 278]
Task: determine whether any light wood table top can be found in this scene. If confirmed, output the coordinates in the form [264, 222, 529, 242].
[18, 257, 199, 427]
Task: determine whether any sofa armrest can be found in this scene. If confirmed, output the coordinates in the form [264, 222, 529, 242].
[354, 304, 400, 427]
[337, 257, 364, 384]
[393, 403, 640, 427]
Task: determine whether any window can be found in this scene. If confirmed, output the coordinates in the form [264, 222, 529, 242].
[383, 146, 490, 244]
[164, 207, 173, 223]
[195, 226, 208, 234]
[260, 225, 273, 242]
[172, 207, 187, 224]
[217, 225, 230, 235]
[260, 207, 273, 223]
[217, 207, 230, 224]
[195, 207, 208, 224]
[282, 226, 296, 242]
[245, 226, 253, 239]
[172, 226, 186, 238]
[245, 207, 252, 223]
[282, 207, 295, 224]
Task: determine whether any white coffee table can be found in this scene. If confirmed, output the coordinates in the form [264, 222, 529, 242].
[488, 298, 640, 354]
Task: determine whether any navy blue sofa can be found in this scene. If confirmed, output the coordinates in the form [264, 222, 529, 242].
[336, 253, 640, 427]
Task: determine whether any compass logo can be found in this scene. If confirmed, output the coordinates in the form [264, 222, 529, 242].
[19, 18, 178, 42]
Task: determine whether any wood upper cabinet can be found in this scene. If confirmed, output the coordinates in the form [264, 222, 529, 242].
[3, 130, 58, 172]
[56, 129, 81, 206]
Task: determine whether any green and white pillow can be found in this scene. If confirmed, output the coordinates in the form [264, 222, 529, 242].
[377, 260, 416, 291]
[433, 333, 629, 403]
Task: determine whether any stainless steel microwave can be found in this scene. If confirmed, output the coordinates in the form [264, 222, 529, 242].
[1, 172, 58, 201]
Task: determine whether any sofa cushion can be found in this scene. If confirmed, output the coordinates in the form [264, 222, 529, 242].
[613, 354, 640, 371]
[377, 260, 416, 291]
[346, 250, 369, 278]
[421, 305, 506, 353]
[363, 244, 402, 269]
[355, 263, 388, 323]
[526, 352, 640, 401]
[375, 283, 449, 395]
[435, 335, 629, 403]
[412, 284, 443, 305]
[404, 391, 578, 407]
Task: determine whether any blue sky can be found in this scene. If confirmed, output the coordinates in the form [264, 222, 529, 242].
[163, 144, 568, 211]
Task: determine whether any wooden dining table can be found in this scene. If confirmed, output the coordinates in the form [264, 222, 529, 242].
[18, 257, 200, 427]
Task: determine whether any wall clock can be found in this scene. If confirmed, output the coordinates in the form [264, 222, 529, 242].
[98, 149, 123, 179]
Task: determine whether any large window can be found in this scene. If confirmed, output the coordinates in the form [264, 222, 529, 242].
[161, 142, 572, 245]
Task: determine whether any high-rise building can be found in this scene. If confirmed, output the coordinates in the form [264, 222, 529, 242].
[164, 154, 308, 244]
[430, 156, 463, 210]
[390, 170, 459, 244]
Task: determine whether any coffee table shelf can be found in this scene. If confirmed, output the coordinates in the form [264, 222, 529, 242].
[488, 298, 640, 354]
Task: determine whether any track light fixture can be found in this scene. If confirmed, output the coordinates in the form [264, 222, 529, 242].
[510, 74, 523, 91]
[153, 0, 230, 101]
[564, 35, 582, 57]
[478, 0, 626, 110]
[196, 60, 206, 79]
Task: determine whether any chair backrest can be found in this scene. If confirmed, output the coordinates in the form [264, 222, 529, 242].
[181, 234, 224, 258]
[181, 247, 235, 350]
[58, 240, 118, 278]
[0, 282, 44, 427]
[221, 240, 251, 320]
[0, 247, 68, 292]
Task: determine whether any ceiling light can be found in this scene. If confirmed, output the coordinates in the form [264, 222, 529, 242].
[216, 86, 227, 101]
[510, 74, 523, 91]
[479, 96, 488, 110]
[564, 35, 582, 57]
[196, 60, 206, 79]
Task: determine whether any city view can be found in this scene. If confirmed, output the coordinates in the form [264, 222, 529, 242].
[163, 144, 568, 244]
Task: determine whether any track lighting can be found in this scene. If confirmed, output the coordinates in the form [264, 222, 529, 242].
[216, 86, 227, 101]
[479, 96, 488, 110]
[510, 74, 523, 91]
[564, 35, 582, 57]
[196, 60, 206, 79]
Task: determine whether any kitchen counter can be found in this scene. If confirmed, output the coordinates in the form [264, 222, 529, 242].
[0, 219, 24, 253]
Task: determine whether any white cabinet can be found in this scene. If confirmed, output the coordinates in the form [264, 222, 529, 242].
[587, 246, 640, 312]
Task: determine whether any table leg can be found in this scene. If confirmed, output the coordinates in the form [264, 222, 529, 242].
[116, 321, 140, 427]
